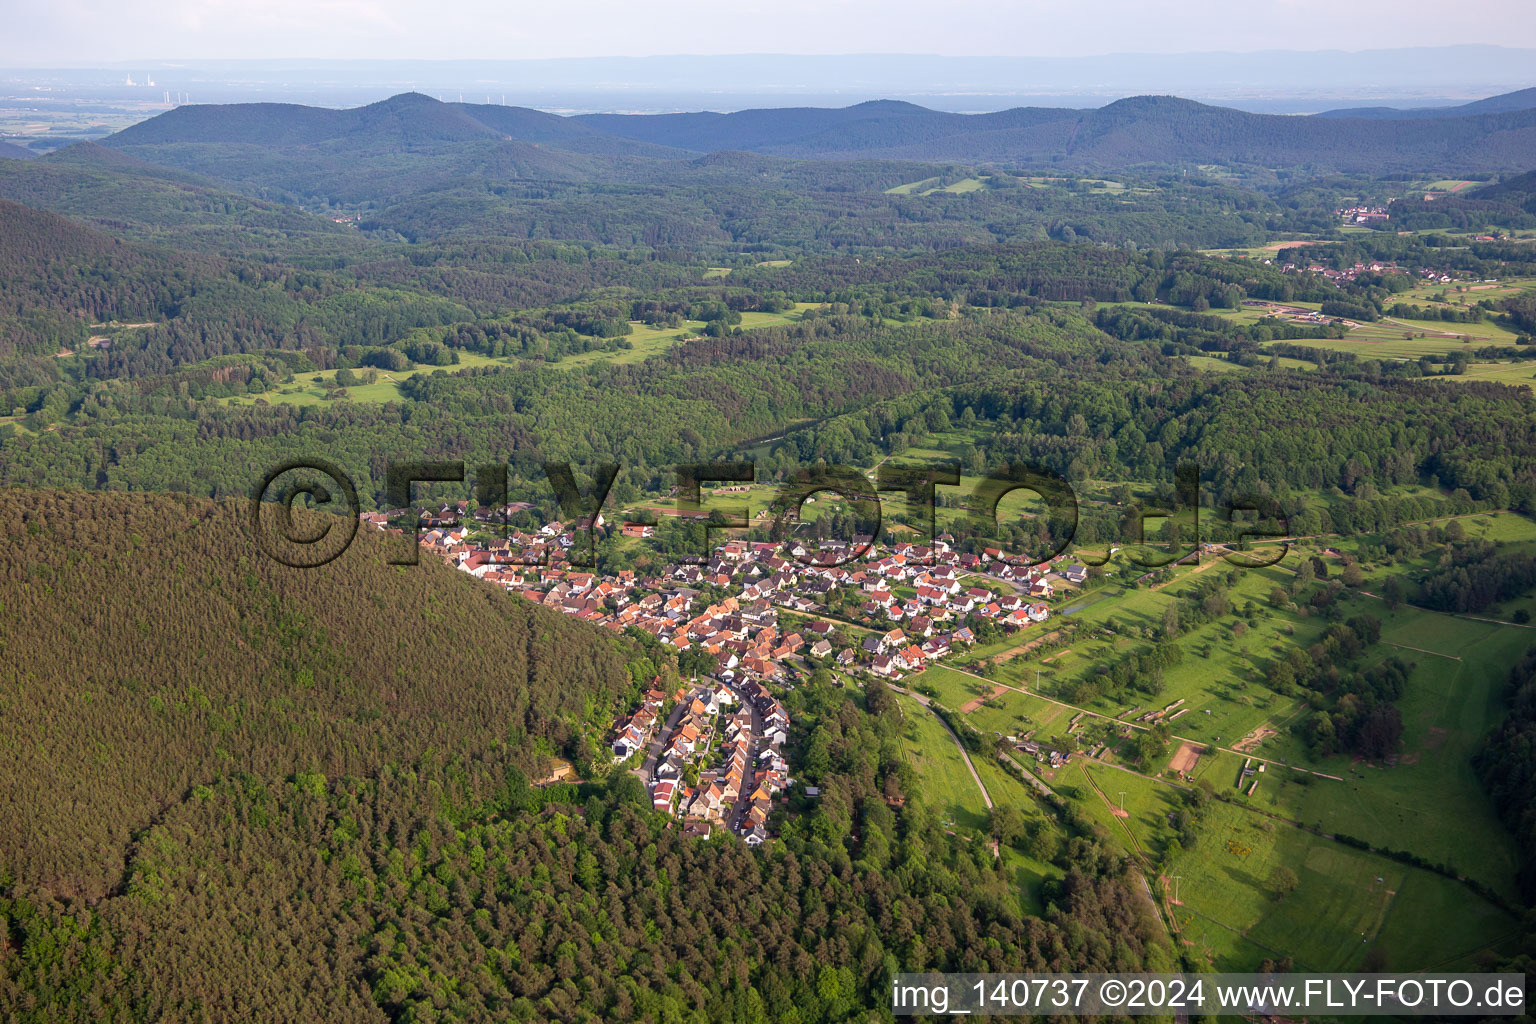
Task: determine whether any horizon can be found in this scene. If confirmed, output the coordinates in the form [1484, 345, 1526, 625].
[4, 47, 1535, 120]
[7, 0, 1536, 64]
[7, 42, 1536, 67]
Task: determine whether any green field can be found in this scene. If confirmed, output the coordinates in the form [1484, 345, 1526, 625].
[225, 349, 512, 407]
[1071, 765, 1517, 970]
[1272, 609, 1525, 897]
[1448, 361, 1536, 389]
[886, 176, 992, 195]
[896, 694, 989, 831]
[917, 514, 1531, 911]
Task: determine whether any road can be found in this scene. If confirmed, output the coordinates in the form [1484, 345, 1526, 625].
[635, 699, 687, 787]
[722, 679, 766, 832]
[998, 751, 1053, 797]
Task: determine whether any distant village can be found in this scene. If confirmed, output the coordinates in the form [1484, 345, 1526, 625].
[361, 501, 1090, 843]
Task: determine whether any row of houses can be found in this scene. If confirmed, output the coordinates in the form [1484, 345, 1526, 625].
[641, 677, 791, 846]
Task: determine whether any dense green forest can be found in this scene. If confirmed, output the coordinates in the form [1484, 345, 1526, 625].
[0, 490, 643, 897]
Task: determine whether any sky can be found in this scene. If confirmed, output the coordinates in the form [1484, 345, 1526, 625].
[4, 0, 1535, 64]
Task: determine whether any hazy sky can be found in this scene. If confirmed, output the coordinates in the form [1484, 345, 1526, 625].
[5, 0, 1535, 64]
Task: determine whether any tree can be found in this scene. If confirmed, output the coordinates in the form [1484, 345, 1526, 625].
[1270, 865, 1299, 900]
[988, 805, 1026, 848]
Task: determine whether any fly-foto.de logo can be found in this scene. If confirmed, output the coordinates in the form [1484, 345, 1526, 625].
[251, 458, 1289, 572]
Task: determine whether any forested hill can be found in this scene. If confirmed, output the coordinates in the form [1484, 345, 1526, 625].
[1317, 85, 1536, 119]
[0, 489, 640, 900]
[0, 197, 137, 270]
[96, 90, 1536, 177]
[576, 94, 1536, 171]
[107, 92, 501, 147]
[0, 141, 35, 161]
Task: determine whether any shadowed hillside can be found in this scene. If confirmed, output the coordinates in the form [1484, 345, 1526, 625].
[0, 489, 638, 898]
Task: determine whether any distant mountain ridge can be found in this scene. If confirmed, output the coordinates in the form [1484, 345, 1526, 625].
[1318, 86, 1536, 119]
[82, 87, 1536, 206]
[109, 91, 685, 159]
[572, 91, 1536, 169]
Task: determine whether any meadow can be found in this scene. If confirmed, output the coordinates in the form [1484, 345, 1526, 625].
[1068, 763, 1518, 971]
[896, 694, 990, 832]
[907, 505, 1536, 914]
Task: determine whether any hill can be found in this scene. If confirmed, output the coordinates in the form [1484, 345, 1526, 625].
[1379, 168, 1536, 230]
[1468, 168, 1536, 204]
[0, 489, 638, 899]
[102, 94, 614, 204]
[579, 94, 1536, 172]
[0, 140, 35, 161]
[107, 92, 500, 148]
[94, 90, 1536, 206]
[0, 198, 201, 361]
[0, 143, 361, 253]
[1317, 85, 1536, 119]
[0, 196, 133, 271]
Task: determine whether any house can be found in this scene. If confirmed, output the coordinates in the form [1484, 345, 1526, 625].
[612, 724, 646, 760]
[1062, 564, 1088, 584]
[809, 639, 832, 658]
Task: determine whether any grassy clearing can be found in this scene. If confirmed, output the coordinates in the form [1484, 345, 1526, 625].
[1266, 609, 1526, 898]
[1071, 765, 1516, 970]
[896, 694, 989, 832]
[886, 176, 992, 195]
[1446, 362, 1536, 389]
[909, 665, 997, 711]
[225, 349, 512, 407]
[1167, 795, 1512, 970]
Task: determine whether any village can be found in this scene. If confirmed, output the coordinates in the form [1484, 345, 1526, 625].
[360, 500, 1088, 843]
